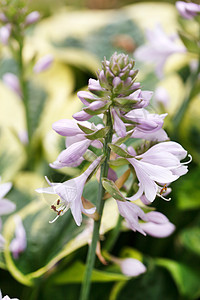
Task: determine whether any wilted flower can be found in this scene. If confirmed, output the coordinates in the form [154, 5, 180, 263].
[134, 24, 186, 78]
[0, 290, 19, 300]
[10, 215, 27, 259]
[2, 73, 21, 97]
[36, 157, 102, 226]
[33, 54, 53, 73]
[176, 1, 200, 19]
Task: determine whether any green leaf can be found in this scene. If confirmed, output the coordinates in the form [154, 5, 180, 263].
[179, 227, 200, 256]
[27, 81, 47, 138]
[51, 261, 128, 284]
[114, 97, 137, 107]
[102, 178, 126, 201]
[77, 123, 94, 134]
[156, 258, 200, 299]
[179, 31, 200, 54]
[85, 126, 109, 140]
[109, 158, 128, 166]
[115, 131, 133, 146]
[108, 144, 133, 158]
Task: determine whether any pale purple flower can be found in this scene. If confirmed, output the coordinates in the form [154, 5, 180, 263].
[0, 24, 11, 45]
[125, 108, 167, 133]
[115, 89, 153, 109]
[77, 91, 99, 106]
[10, 215, 27, 259]
[36, 157, 101, 226]
[140, 211, 175, 238]
[117, 201, 175, 238]
[2, 73, 21, 97]
[119, 258, 146, 277]
[131, 128, 169, 142]
[25, 11, 40, 25]
[0, 290, 19, 300]
[33, 54, 53, 73]
[73, 110, 92, 121]
[176, 1, 200, 19]
[111, 108, 127, 137]
[0, 13, 8, 23]
[125, 141, 190, 203]
[51, 119, 102, 168]
[134, 24, 186, 78]
[154, 86, 169, 109]
[88, 78, 106, 95]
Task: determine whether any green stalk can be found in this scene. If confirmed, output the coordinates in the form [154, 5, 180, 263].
[79, 109, 113, 300]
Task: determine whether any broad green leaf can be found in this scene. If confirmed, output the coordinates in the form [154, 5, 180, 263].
[85, 127, 109, 140]
[102, 178, 126, 202]
[179, 227, 200, 256]
[108, 144, 133, 158]
[51, 261, 128, 284]
[156, 258, 200, 299]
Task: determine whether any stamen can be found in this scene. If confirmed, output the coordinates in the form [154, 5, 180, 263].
[49, 215, 60, 223]
[182, 154, 192, 165]
[160, 184, 167, 195]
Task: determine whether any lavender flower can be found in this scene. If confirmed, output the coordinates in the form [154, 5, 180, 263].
[119, 258, 146, 277]
[33, 54, 53, 73]
[50, 119, 102, 169]
[176, 1, 200, 19]
[0, 24, 11, 45]
[2, 73, 21, 97]
[36, 157, 102, 225]
[25, 11, 40, 25]
[134, 24, 186, 78]
[10, 216, 27, 259]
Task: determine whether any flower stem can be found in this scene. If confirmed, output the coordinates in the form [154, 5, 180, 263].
[79, 110, 113, 300]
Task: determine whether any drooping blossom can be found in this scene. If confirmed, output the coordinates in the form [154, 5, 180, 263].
[2, 73, 22, 97]
[134, 24, 186, 78]
[25, 11, 40, 25]
[117, 201, 175, 238]
[176, 1, 200, 19]
[50, 119, 102, 169]
[0, 290, 19, 300]
[10, 215, 27, 259]
[36, 157, 102, 226]
[33, 54, 53, 73]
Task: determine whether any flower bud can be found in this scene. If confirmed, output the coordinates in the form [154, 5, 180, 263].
[25, 11, 40, 25]
[33, 54, 53, 73]
[2, 73, 21, 97]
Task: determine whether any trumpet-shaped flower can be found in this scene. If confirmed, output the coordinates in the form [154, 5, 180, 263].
[176, 1, 200, 19]
[134, 24, 185, 78]
[36, 157, 101, 226]
[126, 141, 190, 203]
